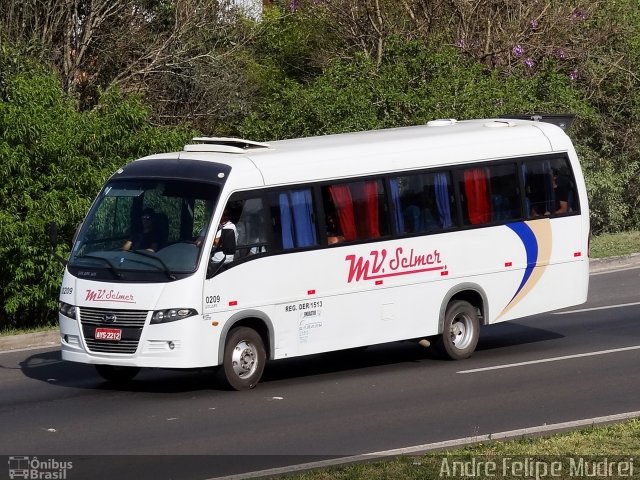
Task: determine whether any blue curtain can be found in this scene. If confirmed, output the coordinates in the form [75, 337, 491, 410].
[492, 194, 509, 221]
[279, 190, 317, 248]
[291, 190, 317, 247]
[435, 173, 453, 228]
[279, 193, 295, 249]
[389, 178, 405, 234]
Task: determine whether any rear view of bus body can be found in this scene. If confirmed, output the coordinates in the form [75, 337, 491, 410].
[58, 118, 589, 389]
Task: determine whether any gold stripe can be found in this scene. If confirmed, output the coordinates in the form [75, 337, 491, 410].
[497, 219, 552, 320]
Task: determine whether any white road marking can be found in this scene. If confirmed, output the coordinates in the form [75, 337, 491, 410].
[207, 411, 640, 480]
[553, 301, 640, 315]
[0, 343, 59, 355]
[457, 345, 640, 374]
[591, 264, 640, 276]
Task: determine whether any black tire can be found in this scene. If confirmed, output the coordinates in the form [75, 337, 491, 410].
[95, 364, 140, 383]
[217, 327, 266, 390]
[434, 300, 479, 360]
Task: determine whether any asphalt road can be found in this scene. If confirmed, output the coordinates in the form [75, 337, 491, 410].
[1, 260, 640, 479]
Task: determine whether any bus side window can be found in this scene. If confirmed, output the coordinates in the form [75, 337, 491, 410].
[390, 171, 455, 234]
[322, 179, 389, 242]
[524, 160, 553, 217]
[276, 188, 318, 249]
[228, 196, 271, 259]
[458, 164, 520, 226]
[550, 157, 579, 215]
[241, 188, 319, 254]
[487, 163, 520, 222]
[458, 167, 492, 225]
[523, 156, 578, 218]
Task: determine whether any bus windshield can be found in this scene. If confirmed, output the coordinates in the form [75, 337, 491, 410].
[69, 179, 220, 280]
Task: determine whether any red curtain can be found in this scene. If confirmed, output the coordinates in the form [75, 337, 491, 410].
[361, 181, 380, 238]
[464, 168, 491, 224]
[329, 185, 358, 241]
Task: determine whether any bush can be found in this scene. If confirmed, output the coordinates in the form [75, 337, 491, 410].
[0, 51, 193, 329]
[240, 40, 593, 140]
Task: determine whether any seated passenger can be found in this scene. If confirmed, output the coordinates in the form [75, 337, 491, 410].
[212, 209, 238, 263]
[553, 170, 570, 214]
[326, 213, 344, 244]
[122, 208, 160, 252]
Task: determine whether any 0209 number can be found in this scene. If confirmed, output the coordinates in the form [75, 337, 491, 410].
[206, 295, 221, 305]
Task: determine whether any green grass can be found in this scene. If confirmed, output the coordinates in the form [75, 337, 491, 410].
[286, 419, 640, 479]
[0, 324, 57, 337]
[590, 230, 640, 259]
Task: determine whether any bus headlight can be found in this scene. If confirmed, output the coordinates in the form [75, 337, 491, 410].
[151, 308, 198, 324]
[58, 302, 77, 319]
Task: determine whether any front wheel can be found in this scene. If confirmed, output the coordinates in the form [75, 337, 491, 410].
[434, 300, 479, 360]
[95, 364, 140, 383]
[217, 327, 266, 390]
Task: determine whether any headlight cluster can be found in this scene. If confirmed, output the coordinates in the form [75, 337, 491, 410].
[59, 302, 77, 319]
[151, 308, 198, 324]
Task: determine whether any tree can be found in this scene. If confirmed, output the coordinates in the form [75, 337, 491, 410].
[0, 46, 193, 328]
[251, 1, 640, 233]
[0, 0, 257, 133]
[240, 40, 593, 140]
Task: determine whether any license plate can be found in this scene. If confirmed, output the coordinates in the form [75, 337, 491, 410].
[95, 328, 122, 341]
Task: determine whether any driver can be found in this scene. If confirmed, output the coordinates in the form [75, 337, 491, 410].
[122, 208, 160, 252]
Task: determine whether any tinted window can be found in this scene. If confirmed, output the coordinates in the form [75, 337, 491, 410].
[228, 187, 319, 260]
[390, 171, 457, 234]
[458, 163, 520, 226]
[321, 179, 389, 243]
[524, 156, 579, 218]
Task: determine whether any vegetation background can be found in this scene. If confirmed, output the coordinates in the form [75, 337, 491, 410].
[0, 0, 639, 330]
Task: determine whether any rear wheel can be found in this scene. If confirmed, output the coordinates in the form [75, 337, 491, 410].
[95, 364, 140, 383]
[217, 327, 266, 390]
[434, 300, 479, 360]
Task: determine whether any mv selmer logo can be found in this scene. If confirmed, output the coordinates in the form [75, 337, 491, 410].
[345, 246, 447, 283]
[85, 289, 135, 303]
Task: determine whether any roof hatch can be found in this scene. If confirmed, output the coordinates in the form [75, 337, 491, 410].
[499, 113, 575, 131]
[184, 137, 271, 154]
[427, 119, 458, 127]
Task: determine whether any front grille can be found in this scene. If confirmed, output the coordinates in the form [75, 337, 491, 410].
[84, 339, 140, 354]
[79, 307, 147, 327]
[79, 307, 148, 354]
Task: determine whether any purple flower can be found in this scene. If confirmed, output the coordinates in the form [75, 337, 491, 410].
[512, 44, 525, 58]
[524, 58, 536, 69]
[555, 48, 567, 60]
[572, 8, 588, 20]
[569, 69, 579, 81]
[455, 38, 466, 49]
[530, 19, 539, 30]
[289, 0, 299, 10]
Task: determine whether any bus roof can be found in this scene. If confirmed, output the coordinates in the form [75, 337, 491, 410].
[140, 119, 573, 188]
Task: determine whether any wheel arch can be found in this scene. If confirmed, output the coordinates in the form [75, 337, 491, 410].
[438, 283, 488, 333]
[217, 310, 275, 365]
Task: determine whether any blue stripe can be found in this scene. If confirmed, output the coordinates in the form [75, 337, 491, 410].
[506, 222, 538, 299]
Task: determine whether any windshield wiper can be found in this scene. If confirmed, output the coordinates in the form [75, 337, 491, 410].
[129, 250, 177, 281]
[74, 254, 122, 278]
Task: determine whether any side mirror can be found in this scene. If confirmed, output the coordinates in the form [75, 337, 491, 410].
[206, 229, 236, 279]
[220, 228, 236, 255]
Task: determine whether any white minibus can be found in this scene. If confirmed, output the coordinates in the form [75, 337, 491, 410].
[58, 118, 589, 389]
